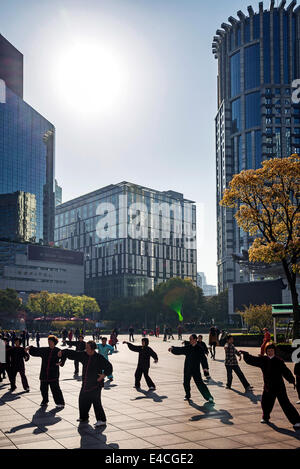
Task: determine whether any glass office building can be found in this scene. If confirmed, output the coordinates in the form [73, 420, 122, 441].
[0, 191, 36, 242]
[213, 1, 300, 292]
[0, 36, 55, 244]
[55, 182, 197, 309]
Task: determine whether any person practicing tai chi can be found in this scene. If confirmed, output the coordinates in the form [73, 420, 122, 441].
[27, 335, 66, 408]
[123, 338, 158, 391]
[169, 334, 214, 404]
[240, 344, 300, 429]
[8, 337, 30, 392]
[59, 340, 112, 427]
[97, 337, 114, 382]
[197, 335, 211, 380]
[224, 335, 253, 393]
[66, 335, 86, 377]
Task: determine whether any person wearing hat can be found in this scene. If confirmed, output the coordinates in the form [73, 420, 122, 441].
[26, 335, 66, 408]
[261, 328, 271, 356]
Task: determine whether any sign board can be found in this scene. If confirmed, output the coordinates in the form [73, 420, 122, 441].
[28, 245, 84, 266]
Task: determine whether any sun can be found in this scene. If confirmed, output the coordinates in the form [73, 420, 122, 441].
[55, 40, 129, 116]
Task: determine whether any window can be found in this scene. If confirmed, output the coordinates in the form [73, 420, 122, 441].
[245, 44, 260, 91]
[231, 98, 241, 133]
[245, 92, 261, 129]
[230, 52, 241, 98]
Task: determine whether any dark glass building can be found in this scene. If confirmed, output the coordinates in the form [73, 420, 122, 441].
[0, 35, 55, 244]
[55, 182, 197, 310]
[213, 1, 300, 292]
[0, 191, 36, 242]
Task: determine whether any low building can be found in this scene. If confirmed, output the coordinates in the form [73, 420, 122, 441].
[0, 240, 84, 300]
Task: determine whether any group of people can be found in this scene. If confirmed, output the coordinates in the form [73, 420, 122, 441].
[0, 328, 300, 431]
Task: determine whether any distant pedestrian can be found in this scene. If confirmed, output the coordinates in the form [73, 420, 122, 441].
[36, 332, 40, 348]
[240, 344, 300, 429]
[128, 326, 134, 342]
[25, 330, 30, 347]
[197, 335, 211, 379]
[97, 337, 114, 382]
[163, 325, 168, 342]
[260, 328, 271, 356]
[155, 326, 160, 338]
[109, 332, 118, 351]
[177, 324, 183, 341]
[224, 335, 252, 392]
[168, 327, 174, 340]
[208, 327, 219, 360]
[123, 338, 158, 391]
[21, 330, 26, 348]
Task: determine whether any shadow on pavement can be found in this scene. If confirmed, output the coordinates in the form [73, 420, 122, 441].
[5, 407, 62, 434]
[0, 390, 23, 405]
[229, 388, 262, 405]
[189, 401, 234, 425]
[267, 422, 300, 441]
[78, 423, 119, 449]
[204, 379, 224, 388]
[130, 389, 168, 403]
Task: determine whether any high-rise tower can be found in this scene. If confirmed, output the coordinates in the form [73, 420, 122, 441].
[212, 1, 300, 292]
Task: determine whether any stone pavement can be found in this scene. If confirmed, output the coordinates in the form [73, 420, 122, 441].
[0, 334, 299, 450]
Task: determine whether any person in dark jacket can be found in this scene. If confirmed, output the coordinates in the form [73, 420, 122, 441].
[0, 337, 11, 382]
[66, 335, 86, 376]
[8, 337, 30, 392]
[128, 326, 135, 342]
[123, 338, 158, 391]
[36, 332, 40, 348]
[59, 340, 112, 427]
[240, 344, 300, 429]
[21, 330, 26, 348]
[197, 335, 211, 380]
[169, 334, 214, 403]
[27, 335, 66, 408]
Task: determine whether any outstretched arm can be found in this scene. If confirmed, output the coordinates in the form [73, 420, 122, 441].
[124, 342, 141, 353]
[240, 351, 263, 368]
[169, 346, 187, 356]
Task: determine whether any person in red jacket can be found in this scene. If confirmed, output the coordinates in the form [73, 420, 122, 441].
[260, 328, 271, 356]
[240, 344, 300, 429]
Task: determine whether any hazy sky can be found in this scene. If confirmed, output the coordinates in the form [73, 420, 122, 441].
[0, 0, 271, 286]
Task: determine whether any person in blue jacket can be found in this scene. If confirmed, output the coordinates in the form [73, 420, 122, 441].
[97, 337, 114, 382]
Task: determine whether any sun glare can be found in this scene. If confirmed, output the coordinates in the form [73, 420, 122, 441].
[55, 41, 129, 116]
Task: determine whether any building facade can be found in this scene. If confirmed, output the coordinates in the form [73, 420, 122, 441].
[0, 35, 55, 244]
[55, 182, 197, 309]
[213, 1, 300, 292]
[197, 272, 217, 296]
[0, 241, 84, 299]
[0, 191, 36, 242]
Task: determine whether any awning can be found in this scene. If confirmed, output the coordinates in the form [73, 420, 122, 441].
[272, 304, 293, 318]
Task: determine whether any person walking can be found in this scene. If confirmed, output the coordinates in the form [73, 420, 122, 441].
[68, 330, 73, 346]
[156, 325, 160, 338]
[177, 324, 183, 341]
[163, 325, 168, 342]
[75, 328, 80, 341]
[25, 330, 30, 347]
[260, 328, 272, 356]
[128, 326, 135, 343]
[109, 331, 118, 351]
[197, 335, 211, 380]
[36, 331, 40, 348]
[59, 340, 112, 427]
[240, 344, 300, 429]
[224, 335, 253, 392]
[8, 337, 30, 392]
[123, 338, 158, 391]
[27, 335, 66, 408]
[97, 337, 114, 382]
[21, 330, 26, 348]
[66, 335, 86, 376]
[208, 327, 219, 360]
[167, 327, 174, 340]
[169, 334, 214, 404]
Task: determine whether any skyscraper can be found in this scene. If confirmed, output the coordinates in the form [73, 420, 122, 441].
[55, 182, 197, 309]
[212, 1, 300, 293]
[0, 34, 55, 244]
[0, 191, 36, 242]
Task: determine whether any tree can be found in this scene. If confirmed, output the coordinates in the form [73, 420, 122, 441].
[238, 304, 273, 333]
[0, 289, 21, 322]
[27, 291, 54, 317]
[221, 155, 300, 339]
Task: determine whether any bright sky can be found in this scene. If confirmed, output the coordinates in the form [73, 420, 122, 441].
[0, 0, 271, 287]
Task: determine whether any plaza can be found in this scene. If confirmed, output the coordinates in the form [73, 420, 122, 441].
[0, 335, 299, 450]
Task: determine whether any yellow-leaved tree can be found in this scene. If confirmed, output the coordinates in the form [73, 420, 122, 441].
[221, 155, 300, 339]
